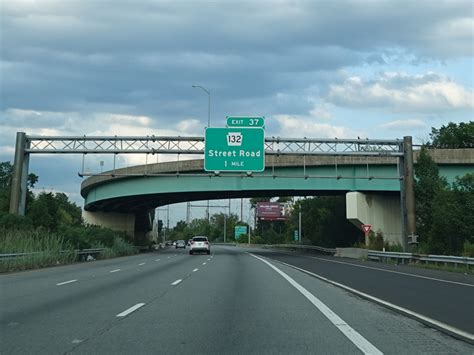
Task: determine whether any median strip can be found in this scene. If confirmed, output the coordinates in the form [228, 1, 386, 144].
[56, 279, 77, 286]
[116, 303, 145, 317]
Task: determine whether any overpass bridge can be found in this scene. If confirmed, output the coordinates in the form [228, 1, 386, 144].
[9, 132, 473, 249]
[79, 149, 473, 246]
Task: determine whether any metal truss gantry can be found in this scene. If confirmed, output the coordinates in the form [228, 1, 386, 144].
[25, 135, 404, 156]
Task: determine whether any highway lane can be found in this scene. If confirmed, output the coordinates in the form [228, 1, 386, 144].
[0, 246, 472, 354]
[248, 248, 474, 338]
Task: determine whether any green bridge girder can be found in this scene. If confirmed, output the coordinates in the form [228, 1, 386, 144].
[81, 153, 473, 213]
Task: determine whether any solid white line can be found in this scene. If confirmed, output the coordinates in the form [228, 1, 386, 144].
[138, 262, 145, 266]
[202, 262, 207, 265]
[249, 253, 383, 355]
[274, 258, 474, 343]
[56, 279, 77, 286]
[171, 279, 182, 286]
[193, 268, 199, 272]
[155, 259, 160, 261]
[116, 303, 145, 317]
[109, 269, 121, 273]
[310, 256, 473, 287]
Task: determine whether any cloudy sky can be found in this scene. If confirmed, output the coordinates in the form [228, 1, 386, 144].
[1, 0, 473, 225]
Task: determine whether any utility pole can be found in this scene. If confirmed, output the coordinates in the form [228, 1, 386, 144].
[298, 204, 302, 244]
[186, 202, 191, 223]
[223, 213, 227, 243]
[240, 198, 243, 222]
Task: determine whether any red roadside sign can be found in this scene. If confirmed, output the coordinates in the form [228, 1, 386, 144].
[362, 224, 372, 235]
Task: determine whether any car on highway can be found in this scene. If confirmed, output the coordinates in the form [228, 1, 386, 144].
[187, 239, 192, 246]
[189, 236, 210, 255]
[175, 240, 186, 248]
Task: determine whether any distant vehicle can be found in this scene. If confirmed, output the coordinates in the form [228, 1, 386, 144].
[172, 241, 177, 246]
[189, 236, 210, 255]
[187, 239, 192, 246]
[165, 241, 173, 246]
[175, 240, 186, 249]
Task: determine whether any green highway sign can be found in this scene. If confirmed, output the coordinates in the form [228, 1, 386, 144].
[226, 116, 265, 128]
[205, 127, 265, 172]
[235, 225, 247, 239]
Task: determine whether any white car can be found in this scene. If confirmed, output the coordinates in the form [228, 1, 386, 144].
[189, 236, 210, 255]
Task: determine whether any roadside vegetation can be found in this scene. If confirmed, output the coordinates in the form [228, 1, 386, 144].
[0, 162, 137, 272]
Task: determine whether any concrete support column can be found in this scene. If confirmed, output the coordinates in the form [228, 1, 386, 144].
[9, 132, 29, 215]
[82, 210, 136, 237]
[346, 192, 402, 246]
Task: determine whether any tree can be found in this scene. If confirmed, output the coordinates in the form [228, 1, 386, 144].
[429, 121, 474, 148]
[414, 147, 447, 243]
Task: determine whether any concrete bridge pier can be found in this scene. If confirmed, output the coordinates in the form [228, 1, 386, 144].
[346, 192, 403, 247]
[82, 209, 154, 245]
[82, 211, 136, 237]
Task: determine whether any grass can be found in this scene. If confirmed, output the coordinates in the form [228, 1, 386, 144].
[408, 261, 472, 274]
[0, 229, 138, 272]
[0, 229, 75, 272]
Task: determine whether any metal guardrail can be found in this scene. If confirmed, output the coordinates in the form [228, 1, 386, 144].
[0, 246, 150, 260]
[267, 244, 337, 255]
[367, 251, 474, 267]
[248, 244, 472, 268]
[0, 248, 105, 260]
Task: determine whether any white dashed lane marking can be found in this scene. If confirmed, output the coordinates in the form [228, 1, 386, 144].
[171, 279, 182, 286]
[56, 280, 77, 286]
[116, 303, 145, 317]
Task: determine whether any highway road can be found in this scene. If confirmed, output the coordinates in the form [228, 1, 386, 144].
[1, 246, 472, 354]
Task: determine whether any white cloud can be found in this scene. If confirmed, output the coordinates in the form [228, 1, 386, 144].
[308, 104, 333, 120]
[176, 119, 202, 135]
[273, 114, 355, 138]
[327, 72, 473, 112]
[380, 119, 428, 130]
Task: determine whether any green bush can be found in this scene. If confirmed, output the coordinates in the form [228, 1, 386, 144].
[383, 242, 404, 252]
[368, 231, 384, 251]
[101, 237, 138, 259]
[0, 213, 33, 230]
[462, 240, 474, 257]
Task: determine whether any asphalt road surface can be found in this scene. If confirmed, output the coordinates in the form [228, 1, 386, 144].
[1, 246, 472, 354]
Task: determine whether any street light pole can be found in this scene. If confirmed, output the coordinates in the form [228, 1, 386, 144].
[192, 84, 211, 221]
[192, 85, 211, 128]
